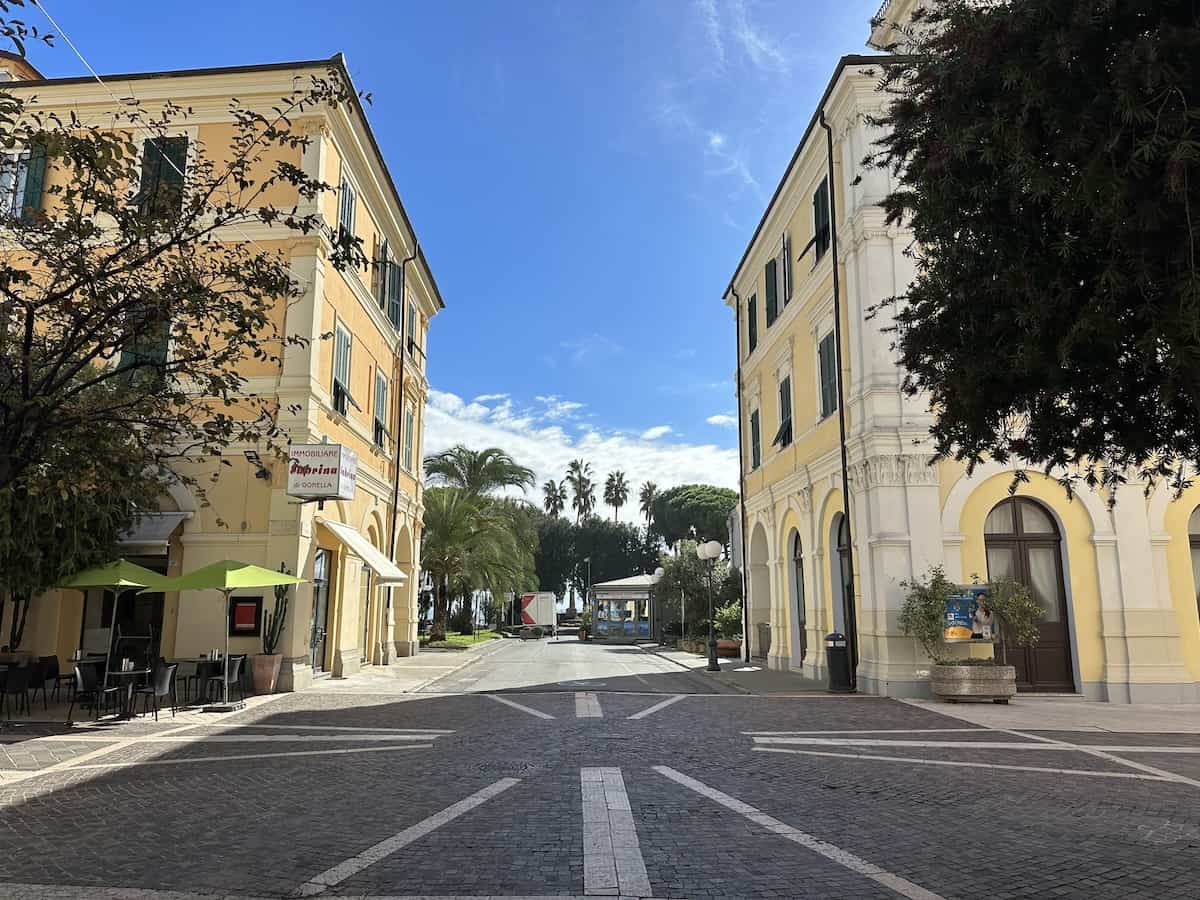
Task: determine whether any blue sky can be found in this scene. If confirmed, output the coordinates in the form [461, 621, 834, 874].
[29, 0, 879, 516]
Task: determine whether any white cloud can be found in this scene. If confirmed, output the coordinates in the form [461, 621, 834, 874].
[695, 0, 725, 69]
[641, 425, 673, 441]
[535, 394, 585, 420]
[424, 388, 737, 523]
[474, 392, 509, 403]
[730, 0, 789, 74]
[706, 414, 737, 428]
[707, 131, 726, 150]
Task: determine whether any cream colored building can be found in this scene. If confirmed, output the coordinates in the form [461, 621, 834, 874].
[725, 1, 1200, 702]
[4, 52, 440, 690]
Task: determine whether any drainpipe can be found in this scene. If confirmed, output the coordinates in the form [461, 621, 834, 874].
[730, 287, 752, 665]
[820, 110, 858, 688]
[386, 242, 418, 660]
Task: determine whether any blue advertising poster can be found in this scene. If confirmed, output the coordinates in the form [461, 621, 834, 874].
[944, 586, 993, 642]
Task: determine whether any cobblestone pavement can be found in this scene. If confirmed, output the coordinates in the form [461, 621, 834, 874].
[0, 642, 1198, 899]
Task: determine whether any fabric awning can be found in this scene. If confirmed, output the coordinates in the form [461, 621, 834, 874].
[315, 517, 407, 585]
[118, 512, 191, 552]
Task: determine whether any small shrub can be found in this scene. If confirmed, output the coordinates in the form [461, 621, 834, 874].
[898, 566, 956, 665]
[713, 602, 743, 640]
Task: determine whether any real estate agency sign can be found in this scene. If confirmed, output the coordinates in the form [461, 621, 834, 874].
[286, 444, 358, 500]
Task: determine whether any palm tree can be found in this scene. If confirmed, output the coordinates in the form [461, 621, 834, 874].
[604, 471, 629, 520]
[424, 445, 535, 496]
[542, 479, 567, 517]
[421, 486, 533, 641]
[639, 481, 658, 528]
[566, 459, 595, 523]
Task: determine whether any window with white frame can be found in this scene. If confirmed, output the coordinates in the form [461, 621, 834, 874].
[772, 375, 793, 448]
[403, 401, 415, 471]
[818, 332, 838, 419]
[338, 170, 356, 243]
[0, 149, 31, 219]
[373, 369, 390, 448]
[332, 323, 357, 416]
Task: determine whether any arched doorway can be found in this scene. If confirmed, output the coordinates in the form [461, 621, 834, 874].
[984, 497, 1074, 692]
[748, 523, 770, 660]
[829, 513, 856, 674]
[789, 531, 807, 664]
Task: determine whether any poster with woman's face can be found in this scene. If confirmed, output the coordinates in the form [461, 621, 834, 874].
[944, 586, 992, 641]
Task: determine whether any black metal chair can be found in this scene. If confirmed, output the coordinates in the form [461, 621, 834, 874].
[66, 663, 120, 722]
[25, 659, 49, 711]
[1, 665, 31, 718]
[204, 655, 246, 703]
[42, 655, 70, 703]
[134, 664, 177, 721]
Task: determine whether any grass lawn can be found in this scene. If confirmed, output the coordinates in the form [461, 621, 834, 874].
[420, 629, 503, 649]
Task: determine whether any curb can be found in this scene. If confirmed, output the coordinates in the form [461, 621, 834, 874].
[638, 644, 753, 695]
[406, 635, 513, 693]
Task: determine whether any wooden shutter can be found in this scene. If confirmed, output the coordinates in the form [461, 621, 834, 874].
[750, 410, 761, 469]
[814, 179, 830, 260]
[19, 143, 46, 222]
[819, 333, 838, 417]
[764, 258, 778, 325]
[388, 260, 403, 330]
[747, 295, 758, 353]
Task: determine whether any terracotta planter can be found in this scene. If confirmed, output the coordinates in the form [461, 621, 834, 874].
[930, 664, 1016, 703]
[717, 639, 742, 658]
[578, 627, 590, 641]
[251, 653, 282, 694]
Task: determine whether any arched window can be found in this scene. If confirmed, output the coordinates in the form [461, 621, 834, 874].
[984, 497, 1073, 692]
[1189, 507, 1200, 622]
[791, 532, 806, 662]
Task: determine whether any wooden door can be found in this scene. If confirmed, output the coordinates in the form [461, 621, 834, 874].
[984, 498, 1075, 692]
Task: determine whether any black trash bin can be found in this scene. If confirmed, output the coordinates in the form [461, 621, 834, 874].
[825, 632, 854, 693]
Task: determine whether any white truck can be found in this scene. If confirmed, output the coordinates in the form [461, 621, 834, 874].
[518, 591, 557, 637]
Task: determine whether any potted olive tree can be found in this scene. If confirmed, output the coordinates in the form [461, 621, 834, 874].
[898, 566, 1042, 703]
[252, 564, 291, 693]
[578, 607, 592, 641]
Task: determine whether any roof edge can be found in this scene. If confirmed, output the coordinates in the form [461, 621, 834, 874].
[722, 53, 894, 301]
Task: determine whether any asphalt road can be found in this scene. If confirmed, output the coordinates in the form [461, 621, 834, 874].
[1, 639, 1198, 899]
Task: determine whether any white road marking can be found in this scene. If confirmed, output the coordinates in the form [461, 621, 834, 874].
[581, 767, 651, 897]
[996, 727, 1200, 790]
[575, 692, 603, 718]
[628, 694, 687, 720]
[754, 737, 1100, 750]
[199, 722, 455, 735]
[69, 743, 433, 770]
[655, 765, 945, 900]
[488, 694, 555, 719]
[40, 733, 440, 745]
[754, 747, 1174, 781]
[0, 887, 618, 900]
[296, 776, 521, 896]
[744, 728, 989, 736]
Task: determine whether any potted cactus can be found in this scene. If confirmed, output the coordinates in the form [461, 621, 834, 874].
[252, 563, 291, 693]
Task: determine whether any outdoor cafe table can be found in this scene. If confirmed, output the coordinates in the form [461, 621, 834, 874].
[171, 658, 228, 704]
[106, 667, 151, 719]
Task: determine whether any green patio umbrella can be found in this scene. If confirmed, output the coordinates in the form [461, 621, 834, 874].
[144, 561, 305, 710]
[59, 559, 164, 713]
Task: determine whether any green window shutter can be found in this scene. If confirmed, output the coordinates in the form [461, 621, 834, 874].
[139, 137, 187, 216]
[138, 138, 162, 204]
[747, 295, 758, 353]
[750, 410, 761, 469]
[158, 137, 188, 186]
[388, 260, 403, 330]
[19, 143, 46, 223]
[814, 179, 831, 260]
[764, 259, 778, 325]
[819, 333, 838, 418]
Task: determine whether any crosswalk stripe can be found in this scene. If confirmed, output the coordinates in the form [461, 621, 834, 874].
[581, 767, 651, 897]
[575, 692, 603, 718]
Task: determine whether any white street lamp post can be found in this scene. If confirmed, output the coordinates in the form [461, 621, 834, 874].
[696, 539, 723, 672]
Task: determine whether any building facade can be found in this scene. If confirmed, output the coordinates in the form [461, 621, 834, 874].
[725, 1, 1200, 703]
[3, 53, 441, 690]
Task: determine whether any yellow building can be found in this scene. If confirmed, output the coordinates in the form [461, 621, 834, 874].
[725, 1, 1200, 702]
[4, 52, 441, 690]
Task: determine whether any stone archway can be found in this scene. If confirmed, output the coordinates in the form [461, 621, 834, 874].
[786, 529, 806, 667]
[748, 522, 771, 659]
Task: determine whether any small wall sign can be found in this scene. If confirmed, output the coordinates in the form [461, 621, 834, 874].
[286, 443, 358, 500]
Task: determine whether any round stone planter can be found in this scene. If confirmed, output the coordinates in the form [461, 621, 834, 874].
[930, 664, 1016, 703]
